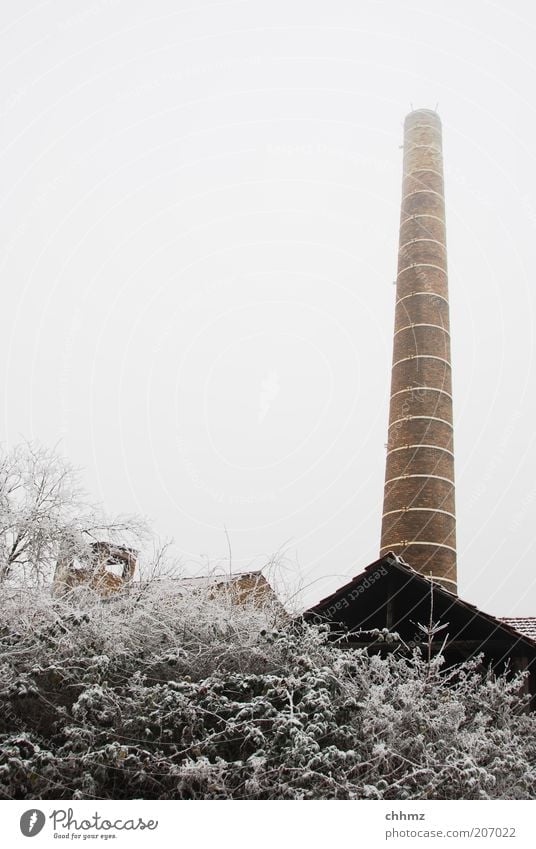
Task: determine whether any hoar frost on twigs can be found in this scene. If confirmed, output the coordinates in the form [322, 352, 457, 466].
[1, 577, 535, 800]
[0, 442, 147, 584]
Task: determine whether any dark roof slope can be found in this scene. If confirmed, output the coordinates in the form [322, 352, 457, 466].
[305, 553, 536, 653]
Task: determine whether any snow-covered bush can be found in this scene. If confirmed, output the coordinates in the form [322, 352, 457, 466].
[1, 579, 535, 800]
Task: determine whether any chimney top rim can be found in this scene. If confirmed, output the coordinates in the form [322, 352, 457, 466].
[405, 108, 441, 122]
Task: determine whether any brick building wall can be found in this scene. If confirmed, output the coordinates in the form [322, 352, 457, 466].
[380, 109, 457, 592]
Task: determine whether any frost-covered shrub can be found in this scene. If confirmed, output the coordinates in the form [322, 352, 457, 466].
[1, 580, 535, 800]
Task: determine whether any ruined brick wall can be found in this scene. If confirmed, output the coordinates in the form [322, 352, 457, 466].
[380, 109, 457, 592]
[53, 541, 137, 596]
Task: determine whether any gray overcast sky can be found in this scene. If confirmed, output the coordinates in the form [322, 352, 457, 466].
[1, 0, 536, 615]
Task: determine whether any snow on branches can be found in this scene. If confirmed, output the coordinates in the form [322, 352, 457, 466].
[0, 441, 146, 584]
[1, 576, 535, 800]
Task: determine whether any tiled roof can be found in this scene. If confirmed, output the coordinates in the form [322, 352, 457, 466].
[166, 569, 264, 586]
[499, 618, 536, 641]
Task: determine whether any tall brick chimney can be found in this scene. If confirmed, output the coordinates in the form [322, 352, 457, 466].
[380, 109, 457, 593]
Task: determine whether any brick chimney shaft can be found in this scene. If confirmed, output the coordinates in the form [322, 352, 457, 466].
[380, 109, 457, 592]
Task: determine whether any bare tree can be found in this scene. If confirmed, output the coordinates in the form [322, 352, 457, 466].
[0, 441, 147, 584]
